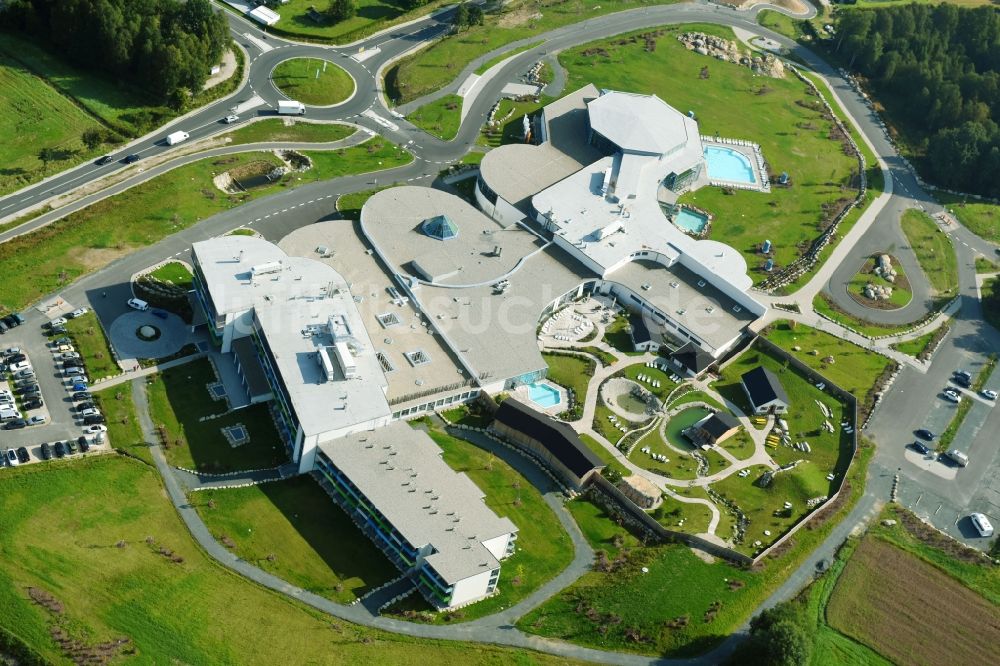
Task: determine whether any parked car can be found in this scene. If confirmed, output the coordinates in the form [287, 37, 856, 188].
[3, 346, 21, 356]
[83, 414, 106, 425]
[4, 449, 17, 467]
[70, 381, 89, 392]
[910, 441, 931, 455]
[16, 383, 39, 395]
[151, 309, 168, 320]
[84, 424, 108, 433]
[15, 447, 29, 463]
[63, 359, 84, 369]
[3, 419, 27, 430]
[39, 443, 51, 460]
[28, 415, 46, 426]
[78, 408, 99, 417]
[75, 401, 94, 412]
[63, 367, 84, 377]
[981, 389, 998, 400]
[49, 325, 67, 335]
[68, 308, 88, 318]
[15, 369, 34, 379]
[970, 513, 994, 537]
[77, 436, 90, 453]
[53, 337, 71, 346]
[73, 392, 92, 401]
[57, 352, 80, 361]
[944, 449, 970, 467]
[943, 390, 961, 404]
[44, 317, 67, 328]
[55, 344, 74, 353]
[65, 438, 77, 454]
[0, 320, 7, 334]
[53, 441, 65, 458]
[23, 398, 43, 410]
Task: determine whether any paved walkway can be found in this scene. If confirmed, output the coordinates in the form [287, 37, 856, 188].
[174, 462, 298, 491]
[91, 351, 206, 390]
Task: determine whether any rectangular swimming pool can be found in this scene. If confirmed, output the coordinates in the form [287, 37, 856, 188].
[704, 146, 757, 184]
[528, 382, 561, 408]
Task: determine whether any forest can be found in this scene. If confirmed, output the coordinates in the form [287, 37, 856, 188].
[834, 4, 1000, 198]
[0, 0, 230, 105]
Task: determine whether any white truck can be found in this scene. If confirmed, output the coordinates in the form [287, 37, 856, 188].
[165, 130, 190, 145]
[278, 100, 306, 115]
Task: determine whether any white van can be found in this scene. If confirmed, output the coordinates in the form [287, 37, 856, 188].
[971, 513, 994, 537]
[946, 449, 970, 467]
[127, 298, 149, 311]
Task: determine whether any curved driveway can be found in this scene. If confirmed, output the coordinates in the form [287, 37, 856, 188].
[9, 0, 1000, 664]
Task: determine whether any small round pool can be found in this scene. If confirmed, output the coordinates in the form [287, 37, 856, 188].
[527, 382, 561, 408]
[704, 146, 757, 184]
[674, 208, 709, 234]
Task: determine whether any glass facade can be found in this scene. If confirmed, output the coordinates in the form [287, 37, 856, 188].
[476, 174, 499, 206]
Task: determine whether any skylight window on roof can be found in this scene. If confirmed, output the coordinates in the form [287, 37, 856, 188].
[404, 350, 431, 366]
[377, 312, 401, 328]
[376, 351, 395, 373]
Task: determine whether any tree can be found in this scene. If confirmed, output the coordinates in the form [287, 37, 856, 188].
[82, 128, 104, 150]
[468, 4, 484, 26]
[327, 0, 356, 22]
[453, 2, 469, 30]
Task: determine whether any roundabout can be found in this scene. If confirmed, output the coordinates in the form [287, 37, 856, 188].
[270, 57, 356, 107]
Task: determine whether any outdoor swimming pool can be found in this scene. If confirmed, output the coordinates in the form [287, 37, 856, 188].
[674, 208, 709, 234]
[528, 382, 562, 408]
[704, 146, 757, 184]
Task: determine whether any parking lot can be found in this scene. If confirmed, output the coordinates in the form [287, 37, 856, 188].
[1, 305, 113, 467]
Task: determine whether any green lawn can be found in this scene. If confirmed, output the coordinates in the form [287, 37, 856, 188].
[983, 276, 1000, 332]
[64, 312, 119, 381]
[93, 385, 150, 465]
[148, 262, 193, 291]
[935, 190, 1000, 243]
[976, 256, 1000, 274]
[0, 455, 591, 665]
[398, 426, 574, 622]
[847, 255, 912, 309]
[900, 209, 958, 303]
[812, 292, 915, 337]
[546, 24, 857, 280]
[602, 315, 643, 355]
[668, 389, 725, 411]
[890, 330, 939, 358]
[406, 94, 463, 140]
[618, 362, 678, 401]
[193, 476, 397, 603]
[148, 358, 287, 473]
[651, 492, 714, 535]
[542, 352, 595, 402]
[579, 433, 630, 478]
[629, 419, 699, 481]
[519, 440, 875, 656]
[0, 139, 409, 314]
[478, 97, 545, 148]
[761, 320, 892, 403]
[440, 403, 493, 428]
[224, 119, 356, 145]
[387, 1, 681, 104]
[474, 42, 543, 75]
[258, 0, 450, 43]
[271, 58, 355, 106]
[0, 49, 107, 196]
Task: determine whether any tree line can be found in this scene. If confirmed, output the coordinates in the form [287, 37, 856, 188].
[0, 0, 230, 106]
[834, 4, 1000, 198]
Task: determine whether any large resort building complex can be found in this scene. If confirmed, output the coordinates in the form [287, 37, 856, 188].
[189, 85, 768, 611]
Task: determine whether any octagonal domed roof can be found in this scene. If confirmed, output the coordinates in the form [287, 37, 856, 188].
[587, 91, 693, 155]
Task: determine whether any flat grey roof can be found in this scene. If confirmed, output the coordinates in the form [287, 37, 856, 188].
[318, 422, 517, 584]
[361, 187, 545, 287]
[588, 90, 697, 155]
[607, 259, 757, 351]
[193, 235, 286, 316]
[278, 220, 468, 405]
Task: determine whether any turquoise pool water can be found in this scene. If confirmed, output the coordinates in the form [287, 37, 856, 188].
[704, 146, 756, 184]
[528, 382, 561, 408]
[674, 208, 709, 234]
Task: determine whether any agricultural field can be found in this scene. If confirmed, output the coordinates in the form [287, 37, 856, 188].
[826, 537, 1000, 666]
[193, 476, 397, 603]
[148, 358, 287, 473]
[0, 455, 584, 665]
[270, 58, 355, 106]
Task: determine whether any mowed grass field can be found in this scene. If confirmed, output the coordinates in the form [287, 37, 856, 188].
[826, 537, 1000, 666]
[224, 119, 356, 145]
[935, 189, 1000, 243]
[148, 358, 287, 473]
[556, 25, 857, 278]
[0, 455, 585, 665]
[266, 0, 450, 42]
[193, 476, 397, 603]
[270, 58, 355, 106]
[0, 139, 409, 314]
[0, 51, 104, 196]
[900, 209, 959, 302]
